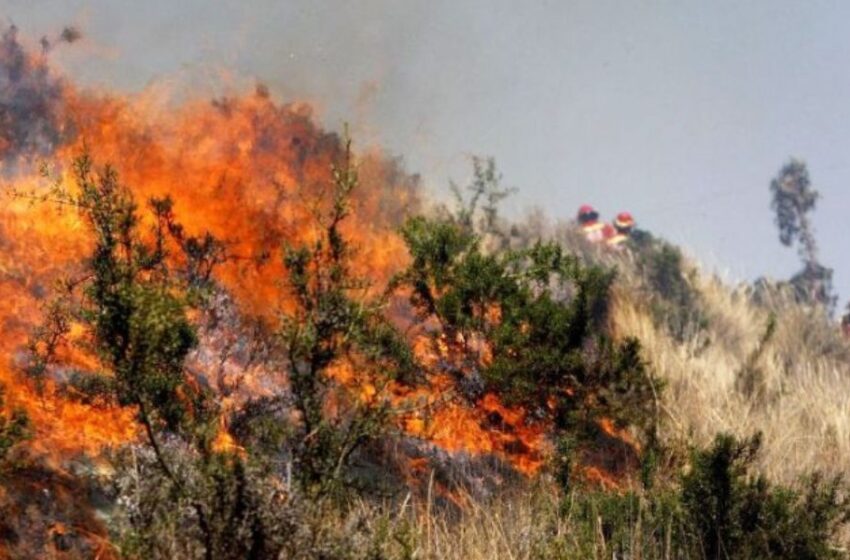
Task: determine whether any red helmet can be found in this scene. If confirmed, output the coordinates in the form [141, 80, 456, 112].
[602, 223, 616, 239]
[577, 204, 599, 223]
[614, 212, 635, 229]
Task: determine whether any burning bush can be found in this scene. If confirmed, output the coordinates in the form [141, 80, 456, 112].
[273, 135, 416, 495]
[392, 171, 661, 488]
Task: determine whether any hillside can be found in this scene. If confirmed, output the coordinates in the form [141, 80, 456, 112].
[0, 26, 849, 559]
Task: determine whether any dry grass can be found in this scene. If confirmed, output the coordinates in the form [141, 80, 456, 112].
[352, 486, 675, 560]
[392, 257, 850, 558]
[613, 259, 850, 486]
[221, 238, 850, 560]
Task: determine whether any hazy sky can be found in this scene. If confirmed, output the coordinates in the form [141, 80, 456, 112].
[4, 0, 849, 304]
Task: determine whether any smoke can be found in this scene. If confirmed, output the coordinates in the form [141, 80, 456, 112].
[39, 26, 82, 53]
[0, 25, 76, 169]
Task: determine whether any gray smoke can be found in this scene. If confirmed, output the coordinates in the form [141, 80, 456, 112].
[0, 25, 75, 170]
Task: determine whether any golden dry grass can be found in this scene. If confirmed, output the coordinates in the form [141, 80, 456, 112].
[613, 258, 850, 486]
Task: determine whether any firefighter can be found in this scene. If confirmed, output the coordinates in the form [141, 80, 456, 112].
[606, 211, 635, 249]
[602, 223, 616, 244]
[842, 312, 850, 339]
[577, 204, 605, 243]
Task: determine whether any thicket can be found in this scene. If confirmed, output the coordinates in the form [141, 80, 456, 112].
[628, 231, 708, 342]
[394, 221, 660, 472]
[15, 148, 850, 558]
[20, 144, 421, 558]
[530, 433, 850, 560]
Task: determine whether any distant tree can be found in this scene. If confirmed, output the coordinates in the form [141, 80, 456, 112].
[769, 159, 837, 312]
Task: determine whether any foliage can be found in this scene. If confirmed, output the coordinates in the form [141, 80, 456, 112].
[113, 447, 290, 560]
[449, 156, 515, 243]
[394, 211, 659, 450]
[531, 433, 850, 560]
[789, 263, 837, 314]
[769, 159, 836, 313]
[25, 154, 279, 559]
[635, 235, 707, 341]
[530, 489, 693, 559]
[62, 370, 116, 406]
[277, 135, 415, 495]
[771, 159, 818, 256]
[27, 154, 218, 439]
[17, 145, 850, 558]
[735, 314, 776, 401]
[681, 433, 850, 559]
[112, 446, 418, 560]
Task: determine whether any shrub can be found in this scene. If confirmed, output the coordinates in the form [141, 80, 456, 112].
[681, 433, 850, 559]
[394, 213, 659, 456]
[276, 136, 415, 496]
[26, 154, 265, 559]
[636, 237, 707, 341]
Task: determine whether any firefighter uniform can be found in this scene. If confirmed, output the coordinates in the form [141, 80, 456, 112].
[606, 212, 635, 250]
[577, 205, 605, 243]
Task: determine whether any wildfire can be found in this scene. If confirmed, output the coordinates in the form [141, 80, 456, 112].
[0, 29, 415, 464]
[211, 417, 244, 455]
[391, 334, 549, 475]
[0, 28, 638, 491]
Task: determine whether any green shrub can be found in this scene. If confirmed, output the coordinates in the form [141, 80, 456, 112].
[533, 432, 850, 560]
[636, 238, 707, 341]
[277, 136, 415, 496]
[682, 433, 850, 559]
[62, 370, 116, 406]
[394, 214, 659, 456]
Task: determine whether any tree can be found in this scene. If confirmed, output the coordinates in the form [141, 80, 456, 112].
[25, 154, 286, 559]
[769, 159, 836, 312]
[277, 135, 415, 495]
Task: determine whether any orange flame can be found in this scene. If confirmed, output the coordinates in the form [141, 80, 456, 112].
[0, 34, 639, 489]
[0, 51, 416, 463]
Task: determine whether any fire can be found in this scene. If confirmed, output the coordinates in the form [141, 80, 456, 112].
[582, 466, 621, 490]
[0, 28, 638, 491]
[0, 175, 137, 460]
[211, 417, 243, 455]
[598, 416, 641, 454]
[391, 334, 549, 475]
[0, 30, 416, 465]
